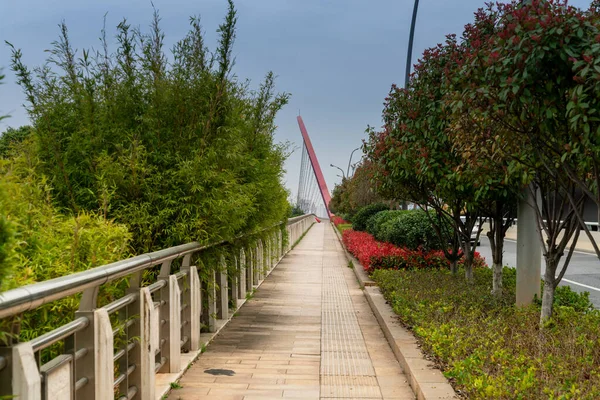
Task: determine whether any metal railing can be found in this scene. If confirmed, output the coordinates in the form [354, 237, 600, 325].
[0, 214, 316, 400]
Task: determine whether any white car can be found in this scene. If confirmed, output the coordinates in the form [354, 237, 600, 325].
[470, 222, 481, 246]
[460, 216, 481, 246]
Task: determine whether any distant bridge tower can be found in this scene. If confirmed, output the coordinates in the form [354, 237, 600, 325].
[296, 116, 332, 218]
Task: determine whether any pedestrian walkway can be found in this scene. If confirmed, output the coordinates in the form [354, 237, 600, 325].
[167, 222, 415, 400]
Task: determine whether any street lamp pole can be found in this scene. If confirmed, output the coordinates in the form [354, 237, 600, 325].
[347, 147, 360, 177]
[400, 0, 419, 211]
[405, 0, 420, 89]
[330, 164, 346, 180]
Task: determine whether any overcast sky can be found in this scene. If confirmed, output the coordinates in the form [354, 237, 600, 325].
[0, 0, 592, 208]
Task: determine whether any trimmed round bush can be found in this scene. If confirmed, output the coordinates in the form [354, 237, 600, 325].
[383, 210, 443, 251]
[367, 210, 406, 240]
[351, 203, 390, 232]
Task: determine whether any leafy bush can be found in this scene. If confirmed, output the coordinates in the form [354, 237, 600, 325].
[373, 267, 600, 399]
[352, 203, 389, 232]
[0, 150, 131, 348]
[0, 214, 12, 286]
[0, 126, 33, 158]
[380, 210, 442, 250]
[374, 211, 408, 242]
[8, 2, 290, 254]
[366, 210, 404, 239]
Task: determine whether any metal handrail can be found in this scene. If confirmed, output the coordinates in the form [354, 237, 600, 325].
[0, 215, 314, 320]
[30, 317, 89, 353]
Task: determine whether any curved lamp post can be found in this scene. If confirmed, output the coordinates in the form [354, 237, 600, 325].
[330, 164, 346, 179]
[347, 147, 361, 177]
[405, 0, 420, 89]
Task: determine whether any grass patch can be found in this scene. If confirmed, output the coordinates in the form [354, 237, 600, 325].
[372, 267, 600, 399]
[336, 223, 352, 234]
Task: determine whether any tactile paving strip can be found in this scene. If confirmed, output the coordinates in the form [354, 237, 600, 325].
[321, 249, 382, 398]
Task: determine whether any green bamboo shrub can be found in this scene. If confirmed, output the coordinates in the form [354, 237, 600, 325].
[0, 141, 131, 347]
[0, 126, 32, 158]
[7, 1, 290, 254]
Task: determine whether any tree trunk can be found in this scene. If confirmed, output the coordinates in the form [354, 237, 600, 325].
[490, 213, 505, 296]
[450, 260, 458, 275]
[540, 257, 557, 324]
[464, 249, 473, 282]
[492, 262, 503, 295]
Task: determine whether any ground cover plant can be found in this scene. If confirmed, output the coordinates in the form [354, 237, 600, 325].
[373, 267, 600, 399]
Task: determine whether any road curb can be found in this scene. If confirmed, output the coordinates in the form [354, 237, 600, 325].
[331, 223, 458, 400]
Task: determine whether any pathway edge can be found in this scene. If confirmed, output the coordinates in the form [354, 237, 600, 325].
[331, 223, 458, 400]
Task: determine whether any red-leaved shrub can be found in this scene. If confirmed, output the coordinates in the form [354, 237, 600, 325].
[342, 229, 486, 273]
[332, 216, 348, 226]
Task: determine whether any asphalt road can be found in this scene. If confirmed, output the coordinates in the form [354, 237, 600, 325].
[476, 237, 600, 307]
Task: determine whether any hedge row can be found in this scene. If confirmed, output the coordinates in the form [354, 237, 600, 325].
[342, 228, 484, 273]
[352, 204, 448, 252]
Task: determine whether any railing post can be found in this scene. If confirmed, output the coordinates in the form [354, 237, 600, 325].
[216, 257, 229, 320]
[252, 247, 259, 286]
[124, 287, 155, 400]
[73, 308, 114, 400]
[9, 342, 40, 400]
[181, 253, 201, 353]
[158, 274, 181, 373]
[186, 266, 201, 351]
[278, 230, 282, 259]
[267, 234, 273, 272]
[206, 271, 217, 332]
[279, 229, 283, 257]
[258, 240, 264, 281]
[272, 232, 276, 266]
[229, 255, 239, 310]
[239, 248, 247, 301]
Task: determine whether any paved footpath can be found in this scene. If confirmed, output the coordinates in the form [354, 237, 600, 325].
[168, 222, 415, 400]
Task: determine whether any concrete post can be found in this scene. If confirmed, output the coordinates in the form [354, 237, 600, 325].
[516, 186, 542, 305]
[159, 276, 181, 372]
[11, 343, 41, 400]
[247, 248, 255, 292]
[129, 287, 155, 400]
[73, 309, 113, 400]
[230, 256, 238, 310]
[185, 266, 201, 352]
[207, 271, 217, 332]
[239, 249, 247, 300]
[259, 241, 265, 278]
[252, 246, 259, 286]
[268, 234, 273, 270]
[216, 264, 229, 319]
